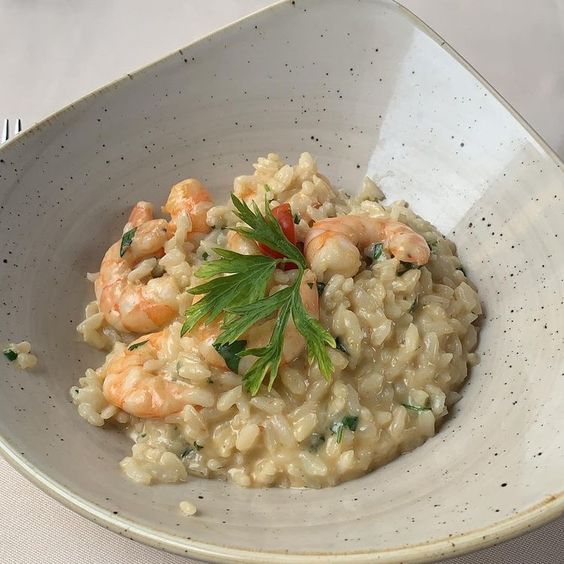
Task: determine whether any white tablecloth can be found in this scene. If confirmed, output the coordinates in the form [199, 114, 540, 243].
[1, 1, 562, 562]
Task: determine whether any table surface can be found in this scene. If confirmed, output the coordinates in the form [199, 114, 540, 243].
[0, 1, 562, 563]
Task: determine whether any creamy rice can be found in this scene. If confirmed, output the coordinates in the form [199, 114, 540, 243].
[71, 152, 481, 488]
[3, 341, 38, 370]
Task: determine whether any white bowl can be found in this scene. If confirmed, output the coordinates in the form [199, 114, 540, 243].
[1, 0, 562, 561]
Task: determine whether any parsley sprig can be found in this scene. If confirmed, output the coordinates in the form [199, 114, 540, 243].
[182, 196, 335, 395]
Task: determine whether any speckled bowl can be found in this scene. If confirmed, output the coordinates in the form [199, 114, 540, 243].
[0, 0, 563, 561]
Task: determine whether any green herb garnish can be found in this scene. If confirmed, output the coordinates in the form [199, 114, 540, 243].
[372, 242, 384, 261]
[180, 446, 194, 459]
[182, 196, 335, 395]
[119, 227, 137, 257]
[213, 340, 247, 373]
[3, 348, 18, 361]
[128, 340, 149, 351]
[293, 213, 300, 225]
[331, 415, 359, 443]
[202, 251, 209, 261]
[402, 403, 432, 412]
[316, 282, 326, 296]
[335, 337, 348, 355]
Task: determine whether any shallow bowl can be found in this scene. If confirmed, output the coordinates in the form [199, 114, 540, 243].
[1, 0, 563, 561]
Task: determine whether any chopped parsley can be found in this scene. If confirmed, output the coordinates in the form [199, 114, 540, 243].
[293, 213, 300, 224]
[334, 337, 348, 355]
[128, 340, 149, 351]
[330, 415, 359, 443]
[3, 348, 18, 362]
[119, 227, 137, 257]
[402, 403, 432, 412]
[316, 282, 326, 296]
[213, 340, 247, 373]
[202, 251, 209, 261]
[372, 242, 384, 261]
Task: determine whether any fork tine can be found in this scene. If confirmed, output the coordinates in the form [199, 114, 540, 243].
[1, 119, 8, 143]
[15, 118, 22, 135]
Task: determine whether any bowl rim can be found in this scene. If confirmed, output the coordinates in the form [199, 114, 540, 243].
[0, 0, 563, 562]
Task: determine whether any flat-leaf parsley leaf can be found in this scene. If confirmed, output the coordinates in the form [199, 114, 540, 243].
[182, 196, 336, 394]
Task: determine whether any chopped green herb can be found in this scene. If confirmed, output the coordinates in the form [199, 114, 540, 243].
[316, 282, 326, 296]
[293, 213, 300, 224]
[334, 337, 348, 355]
[3, 348, 18, 362]
[213, 340, 247, 373]
[264, 184, 271, 192]
[330, 421, 344, 443]
[180, 446, 194, 459]
[202, 251, 209, 261]
[119, 227, 137, 257]
[128, 340, 149, 351]
[330, 415, 359, 443]
[402, 403, 432, 412]
[342, 415, 359, 431]
[308, 433, 325, 453]
[372, 242, 384, 261]
[193, 441, 203, 451]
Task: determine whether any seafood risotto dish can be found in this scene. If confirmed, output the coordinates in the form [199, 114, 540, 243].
[71, 152, 481, 489]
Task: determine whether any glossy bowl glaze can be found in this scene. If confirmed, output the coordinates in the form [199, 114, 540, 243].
[0, 0, 562, 561]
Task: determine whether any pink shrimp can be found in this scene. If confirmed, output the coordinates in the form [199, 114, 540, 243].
[96, 180, 215, 333]
[304, 215, 430, 281]
[102, 329, 212, 418]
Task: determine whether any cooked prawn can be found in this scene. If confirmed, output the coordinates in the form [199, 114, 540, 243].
[164, 178, 213, 237]
[126, 201, 154, 229]
[96, 180, 215, 333]
[95, 218, 179, 333]
[304, 214, 430, 281]
[103, 328, 212, 418]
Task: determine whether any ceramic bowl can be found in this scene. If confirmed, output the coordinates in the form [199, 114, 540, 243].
[0, 0, 562, 561]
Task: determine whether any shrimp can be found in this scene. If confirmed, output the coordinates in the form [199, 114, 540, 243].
[103, 329, 212, 418]
[304, 214, 430, 281]
[96, 180, 215, 333]
[95, 218, 179, 333]
[126, 201, 154, 229]
[164, 178, 213, 237]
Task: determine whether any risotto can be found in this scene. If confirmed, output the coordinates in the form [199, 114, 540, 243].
[71, 152, 481, 488]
